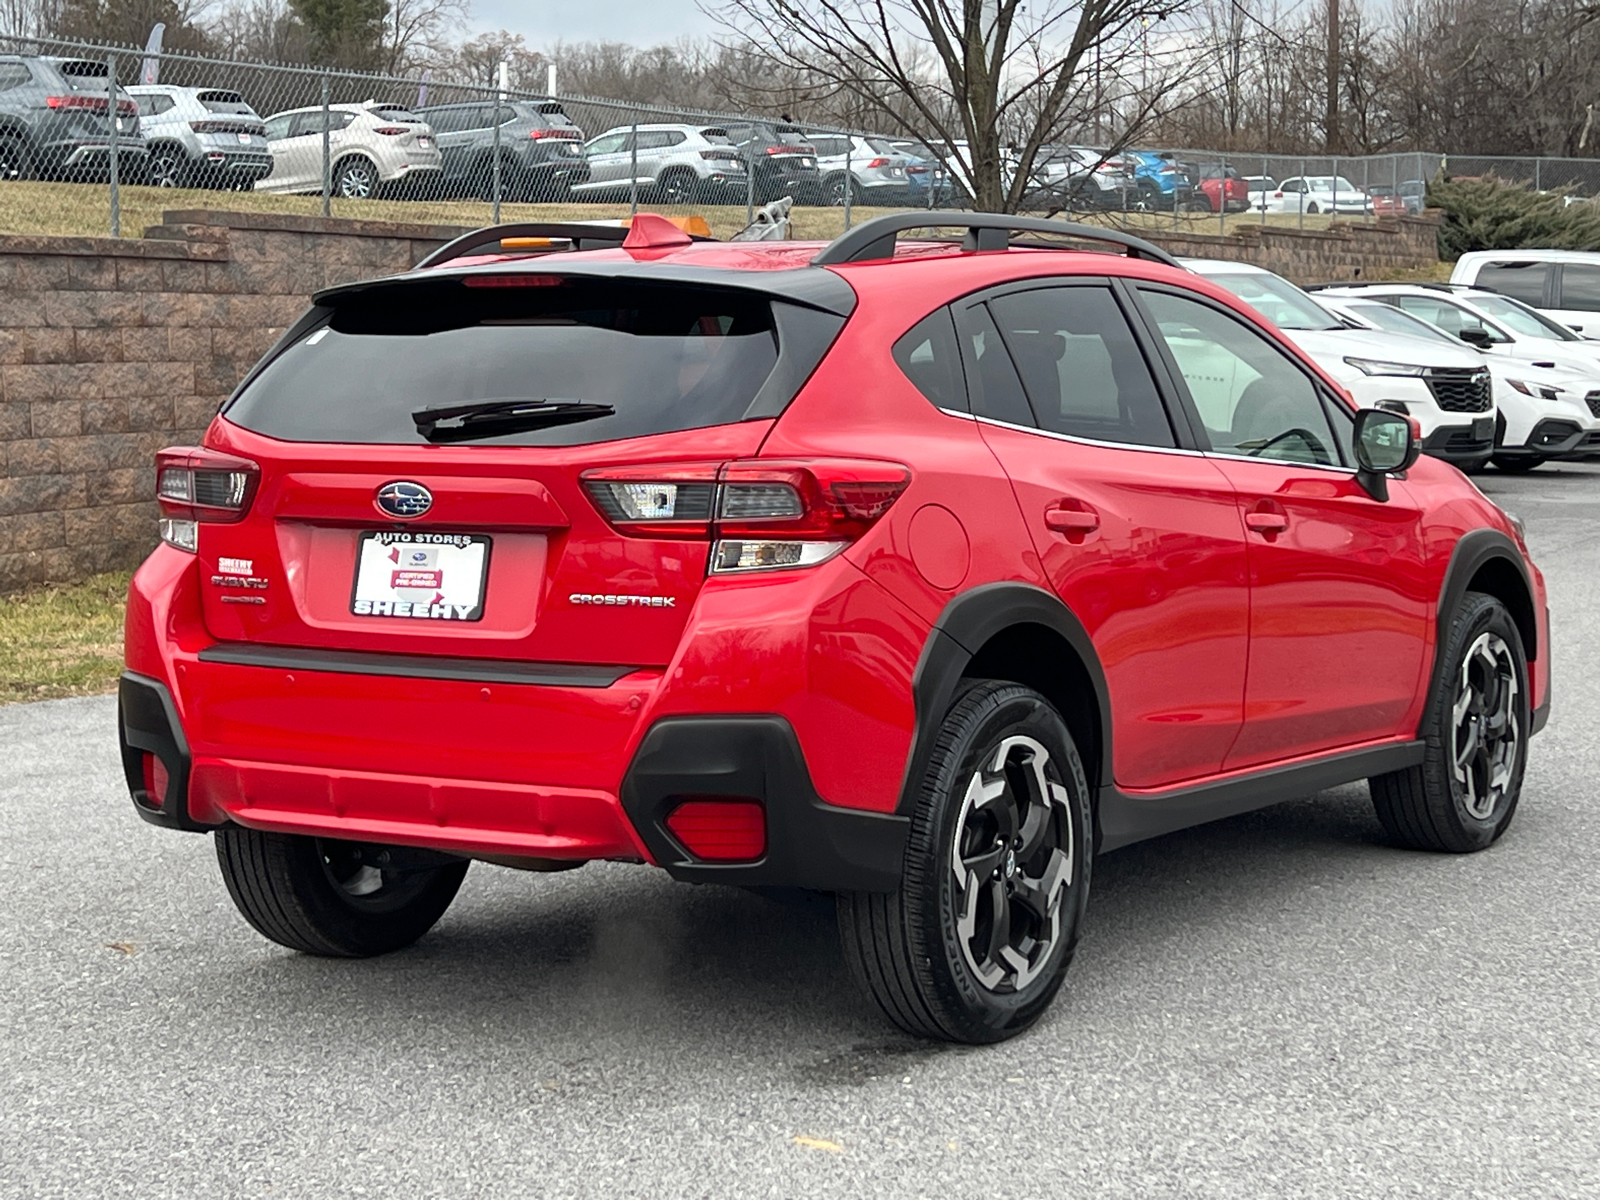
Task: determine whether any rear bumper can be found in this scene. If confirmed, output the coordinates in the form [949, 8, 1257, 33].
[120, 544, 923, 890]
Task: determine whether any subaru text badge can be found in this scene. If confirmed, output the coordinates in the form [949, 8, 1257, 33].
[375, 481, 433, 519]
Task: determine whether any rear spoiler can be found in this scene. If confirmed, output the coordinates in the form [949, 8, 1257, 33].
[416, 216, 715, 269]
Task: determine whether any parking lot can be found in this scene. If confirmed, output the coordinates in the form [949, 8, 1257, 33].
[3, 464, 1598, 1198]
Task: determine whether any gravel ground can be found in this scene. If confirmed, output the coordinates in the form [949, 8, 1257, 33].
[2, 465, 1597, 1199]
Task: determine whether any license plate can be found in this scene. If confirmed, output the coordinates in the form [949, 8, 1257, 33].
[237, 132, 252, 143]
[418, 136, 432, 146]
[1472, 416, 1494, 440]
[351, 531, 490, 622]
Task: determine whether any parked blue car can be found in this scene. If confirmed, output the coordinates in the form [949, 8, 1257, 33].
[1124, 151, 1195, 206]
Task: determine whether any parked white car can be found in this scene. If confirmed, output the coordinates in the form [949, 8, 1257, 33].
[128, 85, 271, 190]
[1323, 296, 1600, 471]
[1186, 260, 1494, 467]
[1451, 249, 1600, 338]
[1243, 175, 1276, 212]
[1267, 175, 1373, 214]
[572, 123, 747, 203]
[804, 132, 915, 205]
[1314, 283, 1600, 463]
[256, 101, 441, 197]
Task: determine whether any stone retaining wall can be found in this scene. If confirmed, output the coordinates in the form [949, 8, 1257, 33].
[0, 208, 1439, 592]
[0, 211, 470, 591]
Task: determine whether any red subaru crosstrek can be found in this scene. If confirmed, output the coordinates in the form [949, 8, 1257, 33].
[121, 213, 1549, 1043]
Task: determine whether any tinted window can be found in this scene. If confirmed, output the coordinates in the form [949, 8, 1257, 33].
[987, 287, 1174, 447]
[960, 305, 1035, 428]
[372, 106, 422, 123]
[263, 114, 292, 140]
[0, 62, 30, 91]
[1559, 263, 1600, 312]
[1141, 290, 1342, 466]
[227, 280, 787, 448]
[892, 309, 965, 411]
[1476, 262, 1550, 305]
[635, 130, 677, 150]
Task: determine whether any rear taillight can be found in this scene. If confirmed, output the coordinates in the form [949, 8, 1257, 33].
[864, 156, 889, 168]
[765, 145, 810, 156]
[190, 119, 262, 135]
[581, 458, 910, 573]
[155, 445, 260, 551]
[373, 125, 409, 136]
[47, 94, 135, 114]
[531, 128, 580, 140]
[666, 800, 766, 861]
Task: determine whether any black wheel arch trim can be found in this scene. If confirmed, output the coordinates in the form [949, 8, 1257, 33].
[903, 582, 1117, 816]
[1432, 528, 1542, 728]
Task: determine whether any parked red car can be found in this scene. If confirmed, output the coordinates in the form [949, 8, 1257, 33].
[122, 213, 1549, 1044]
[1194, 161, 1251, 212]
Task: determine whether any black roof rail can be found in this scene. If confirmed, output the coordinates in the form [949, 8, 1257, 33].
[810, 212, 1182, 269]
[416, 222, 636, 270]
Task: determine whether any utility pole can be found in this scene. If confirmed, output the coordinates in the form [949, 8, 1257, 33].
[1325, 0, 1340, 153]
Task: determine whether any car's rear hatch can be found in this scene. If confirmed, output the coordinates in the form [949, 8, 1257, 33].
[192, 264, 850, 672]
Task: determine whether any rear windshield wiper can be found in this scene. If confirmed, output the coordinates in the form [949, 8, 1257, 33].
[412, 399, 614, 443]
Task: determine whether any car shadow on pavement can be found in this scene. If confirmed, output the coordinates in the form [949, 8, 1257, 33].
[202, 781, 1408, 1060]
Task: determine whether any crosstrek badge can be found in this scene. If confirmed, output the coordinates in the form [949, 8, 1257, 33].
[350, 530, 491, 621]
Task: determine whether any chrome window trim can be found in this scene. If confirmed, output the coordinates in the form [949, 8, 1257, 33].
[952, 409, 1360, 475]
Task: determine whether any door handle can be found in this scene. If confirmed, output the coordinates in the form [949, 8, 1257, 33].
[1244, 509, 1289, 535]
[1044, 504, 1099, 535]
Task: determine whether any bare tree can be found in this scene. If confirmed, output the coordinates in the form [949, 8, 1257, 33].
[379, 0, 468, 74]
[708, 0, 1204, 212]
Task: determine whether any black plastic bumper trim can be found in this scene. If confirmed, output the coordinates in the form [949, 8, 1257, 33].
[620, 716, 909, 892]
[118, 671, 210, 832]
[197, 643, 637, 688]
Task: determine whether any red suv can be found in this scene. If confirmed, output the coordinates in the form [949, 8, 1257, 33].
[121, 213, 1549, 1044]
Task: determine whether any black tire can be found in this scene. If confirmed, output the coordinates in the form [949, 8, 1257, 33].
[838, 681, 1092, 1043]
[1492, 454, 1546, 473]
[823, 173, 859, 207]
[1306, 201, 1320, 214]
[215, 826, 469, 957]
[656, 167, 701, 205]
[331, 155, 379, 199]
[146, 142, 189, 189]
[1369, 591, 1529, 853]
[0, 134, 36, 182]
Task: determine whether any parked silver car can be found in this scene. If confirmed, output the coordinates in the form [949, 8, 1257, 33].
[572, 123, 748, 203]
[128, 85, 271, 190]
[804, 132, 915, 205]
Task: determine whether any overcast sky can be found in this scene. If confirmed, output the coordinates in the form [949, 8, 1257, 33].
[467, 0, 725, 47]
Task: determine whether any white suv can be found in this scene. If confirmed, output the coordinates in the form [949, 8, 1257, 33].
[256, 101, 441, 197]
[1322, 296, 1600, 472]
[1186, 260, 1495, 468]
[804, 132, 915, 205]
[1315, 282, 1600, 466]
[1451, 249, 1600, 338]
[572, 123, 748, 204]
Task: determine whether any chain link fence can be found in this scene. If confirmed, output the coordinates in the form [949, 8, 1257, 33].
[0, 33, 1592, 244]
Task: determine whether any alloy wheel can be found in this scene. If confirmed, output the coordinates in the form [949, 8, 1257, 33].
[1450, 630, 1521, 820]
[950, 734, 1074, 992]
[149, 150, 184, 188]
[336, 161, 376, 199]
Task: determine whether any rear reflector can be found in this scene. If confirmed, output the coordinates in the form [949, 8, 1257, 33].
[666, 800, 766, 861]
[141, 753, 170, 810]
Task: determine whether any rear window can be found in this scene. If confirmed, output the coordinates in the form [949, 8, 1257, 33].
[371, 105, 422, 122]
[225, 279, 816, 447]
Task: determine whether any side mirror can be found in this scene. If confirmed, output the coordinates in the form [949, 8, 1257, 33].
[1459, 328, 1495, 349]
[1353, 408, 1421, 500]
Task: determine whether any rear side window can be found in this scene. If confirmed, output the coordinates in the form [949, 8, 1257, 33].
[225, 279, 844, 448]
[1476, 262, 1550, 305]
[987, 286, 1175, 448]
[960, 306, 1035, 428]
[892, 309, 965, 411]
[1558, 263, 1600, 312]
[0, 62, 34, 91]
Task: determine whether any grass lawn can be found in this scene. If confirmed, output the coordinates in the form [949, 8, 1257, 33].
[0, 571, 131, 705]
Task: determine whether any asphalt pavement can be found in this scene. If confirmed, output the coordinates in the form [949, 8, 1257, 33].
[3, 464, 1598, 1198]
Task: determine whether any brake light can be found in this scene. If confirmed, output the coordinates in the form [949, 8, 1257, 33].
[531, 128, 580, 140]
[47, 94, 137, 115]
[581, 458, 910, 572]
[765, 145, 809, 156]
[864, 157, 889, 168]
[373, 125, 408, 136]
[155, 446, 259, 550]
[190, 119, 261, 134]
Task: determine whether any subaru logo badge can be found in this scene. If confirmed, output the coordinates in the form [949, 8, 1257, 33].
[375, 481, 432, 519]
